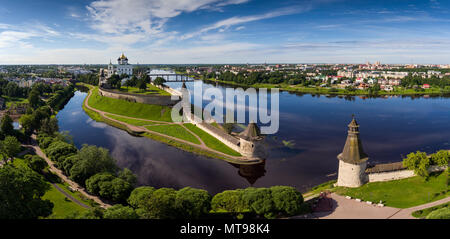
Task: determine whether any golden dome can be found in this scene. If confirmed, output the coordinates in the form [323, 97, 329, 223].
[120, 53, 127, 59]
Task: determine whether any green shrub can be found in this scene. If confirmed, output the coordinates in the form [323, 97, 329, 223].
[426, 207, 450, 219]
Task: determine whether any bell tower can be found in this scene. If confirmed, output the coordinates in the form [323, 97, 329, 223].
[336, 115, 369, 187]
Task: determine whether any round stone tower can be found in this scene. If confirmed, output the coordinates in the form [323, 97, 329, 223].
[238, 122, 266, 159]
[336, 115, 369, 187]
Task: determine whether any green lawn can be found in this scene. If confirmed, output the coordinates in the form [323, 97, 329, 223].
[145, 124, 201, 144]
[42, 184, 89, 219]
[116, 84, 170, 96]
[412, 202, 450, 218]
[105, 113, 161, 126]
[88, 87, 172, 122]
[184, 123, 241, 156]
[335, 171, 449, 208]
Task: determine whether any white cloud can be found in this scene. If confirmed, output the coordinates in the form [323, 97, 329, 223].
[86, 0, 250, 35]
[181, 6, 311, 39]
[0, 23, 59, 49]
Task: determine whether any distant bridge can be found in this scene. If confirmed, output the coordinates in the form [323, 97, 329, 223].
[147, 73, 195, 82]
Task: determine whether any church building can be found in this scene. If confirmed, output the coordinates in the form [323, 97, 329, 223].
[107, 53, 133, 78]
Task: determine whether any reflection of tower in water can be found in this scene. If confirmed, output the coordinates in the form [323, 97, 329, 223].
[230, 160, 266, 186]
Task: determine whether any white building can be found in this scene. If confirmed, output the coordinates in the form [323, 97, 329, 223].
[107, 53, 133, 78]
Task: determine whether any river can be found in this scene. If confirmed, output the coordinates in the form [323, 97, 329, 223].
[56, 70, 450, 194]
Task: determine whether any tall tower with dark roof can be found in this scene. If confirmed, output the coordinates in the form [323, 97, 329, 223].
[336, 115, 369, 187]
[238, 121, 266, 159]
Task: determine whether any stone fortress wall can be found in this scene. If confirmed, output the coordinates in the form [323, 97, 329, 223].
[98, 87, 180, 106]
[100, 82, 264, 162]
[367, 164, 448, 183]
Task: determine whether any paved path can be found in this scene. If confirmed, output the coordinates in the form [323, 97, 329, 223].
[84, 87, 260, 164]
[294, 193, 450, 219]
[388, 196, 450, 219]
[52, 183, 91, 209]
[23, 136, 112, 209]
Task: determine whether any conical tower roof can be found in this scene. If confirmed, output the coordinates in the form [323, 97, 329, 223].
[239, 121, 261, 140]
[337, 115, 368, 164]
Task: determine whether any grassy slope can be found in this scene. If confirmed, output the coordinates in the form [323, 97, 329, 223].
[105, 113, 160, 126]
[145, 124, 200, 144]
[88, 87, 172, 121]
[184, 123, 241, 156]
[412, 202, 450, 218]
[335, 171, 449, 208]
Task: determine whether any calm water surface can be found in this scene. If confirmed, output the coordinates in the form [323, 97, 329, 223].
[56, 73, 450, 194]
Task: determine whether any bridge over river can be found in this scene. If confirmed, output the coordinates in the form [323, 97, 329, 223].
[147, 73, 196, 82]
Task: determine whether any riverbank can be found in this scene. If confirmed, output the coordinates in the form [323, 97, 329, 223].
[79, 83, 263, 165]
[201, 78, 450, 96]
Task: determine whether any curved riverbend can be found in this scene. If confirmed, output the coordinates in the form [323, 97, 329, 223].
[57, 76, 450, 194]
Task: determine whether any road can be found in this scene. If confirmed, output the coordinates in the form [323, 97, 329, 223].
[293, 193, 449, 219]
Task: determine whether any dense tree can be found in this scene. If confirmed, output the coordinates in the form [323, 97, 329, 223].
[270, 186, 303, 216]
[403, 151, 430, 177]
[28, 89, 42, 109]
[86, 173, 132, 202]
[107, 75, 121, 89]
[211, 189, 247, 216]
[175, 187, 211, 219]
[0, 165, 53, 219]
[86, 173, 115, 195]
[153, 77, 166, 86]
[61, 155, 78, 175]
[39, 117, 59, 135]
[146, 188, 177, 219]
[127, 186, 155, 217]
[25, 155, 48, 173]
[69, 145, 117, 186]
[45, 140, 77, 164]
[103, 204, 138, 219]
[431, 150, 450, 166]
[0, 136, 21, 163]
[137, 78, 147, 91]
[242, 187, 276, 218]
[0, 114, 14, 137]
[118, 168, 137, 186]
[19, 114, 34, 135]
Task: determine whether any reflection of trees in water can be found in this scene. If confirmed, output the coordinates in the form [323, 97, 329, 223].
[230, 160, 266, 186]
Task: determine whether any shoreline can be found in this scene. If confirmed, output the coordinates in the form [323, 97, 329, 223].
[200, 78, 450, 97]
[78, 84, 261, 165]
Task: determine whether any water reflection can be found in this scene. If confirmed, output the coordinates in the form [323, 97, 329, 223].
[55, 73, 450, 194]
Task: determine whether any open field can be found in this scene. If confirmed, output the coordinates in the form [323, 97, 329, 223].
[335, 171, 449, 208]
[184, 123, 241, 156]
[88, 87, 172, 122]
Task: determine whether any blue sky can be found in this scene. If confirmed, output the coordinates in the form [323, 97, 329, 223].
[1, 0, 450, 64]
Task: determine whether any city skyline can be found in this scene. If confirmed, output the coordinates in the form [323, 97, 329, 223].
[1, 0, 450, 64]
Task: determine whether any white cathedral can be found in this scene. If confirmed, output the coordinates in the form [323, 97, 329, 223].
[107, 53, 133, 78]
